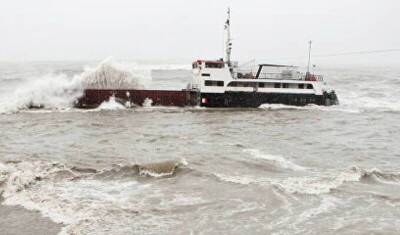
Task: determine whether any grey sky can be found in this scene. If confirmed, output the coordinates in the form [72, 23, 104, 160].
[1, 0, 399, 65]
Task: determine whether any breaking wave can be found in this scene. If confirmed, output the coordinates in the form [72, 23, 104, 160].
[211, 166, 400, 196]
[0, 159, 188, 233]
[0, 73, 83, 114]
[0, 60, 150, 114]
[273, 166, 400, 195]
[96, 96, 127, 110]
[82, 60, 148, 89]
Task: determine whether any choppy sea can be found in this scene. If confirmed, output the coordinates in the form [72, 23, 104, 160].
[0, 60, 399, 234]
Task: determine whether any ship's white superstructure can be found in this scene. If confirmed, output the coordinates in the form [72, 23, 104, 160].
[188, 8, 338, 107]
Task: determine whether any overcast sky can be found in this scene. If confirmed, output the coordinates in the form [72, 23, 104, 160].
[1, 0, 399, 65]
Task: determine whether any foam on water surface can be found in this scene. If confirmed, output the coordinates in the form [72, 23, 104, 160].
[244, 149, 305, 171]
[1, 64, 400, 234]
[0, 159, 191, 234]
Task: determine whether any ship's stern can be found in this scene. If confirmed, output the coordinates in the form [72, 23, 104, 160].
[323, 90, 339, 106]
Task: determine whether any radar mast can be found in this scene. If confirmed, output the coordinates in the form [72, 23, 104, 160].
[225, 8, 232, 67]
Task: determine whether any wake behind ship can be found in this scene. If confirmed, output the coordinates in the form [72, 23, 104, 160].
[76, 9, 339, 109]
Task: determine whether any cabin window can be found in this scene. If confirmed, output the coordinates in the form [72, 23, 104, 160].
[192, 63, 198, 69]
[274, 83, 281, 88]
[205, 62, 224, 69]
[227, 82, 257, 87]
[298, 84, 304, 89]
[259, 83, 265, 88]
[307, 84, 313, 89]
[201, 73, 211, 77]
[205, 80, 224, 87]
[282, 83, 289, 88]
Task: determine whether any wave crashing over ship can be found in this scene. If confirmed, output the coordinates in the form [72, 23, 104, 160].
[81, 61, 147, 90]
[0, 60, 150, 114]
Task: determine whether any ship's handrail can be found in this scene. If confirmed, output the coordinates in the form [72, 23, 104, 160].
[301, 74, 324, 81]
[233, 71, 324, 81]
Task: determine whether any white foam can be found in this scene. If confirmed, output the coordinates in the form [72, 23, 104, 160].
[0, 73, 83, 114]
[142, 98, 153, 107]
[0, 161, 170, 234]
[213, 173, 259, 185]
[139, 169, 174, 178]
[244, 149, 305, 171]
[292, 196, 340, 231]
[0, 59, 150, 114]
[213, 166, 384, 196]
[259, 104, 306, 110]
[96, 96, 126, 110]
[179, 158, 188, 166]
[272, 168, 363, 195]
[259, 103, 361, 113]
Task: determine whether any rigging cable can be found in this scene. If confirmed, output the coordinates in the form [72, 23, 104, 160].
[313, 48, 400, 57]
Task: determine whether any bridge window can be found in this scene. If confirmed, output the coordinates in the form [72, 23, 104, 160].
[205, 80, 224, 87]
[274, 83, 281, 88]
[259, 83, 265, 88]
[299, 84, 304, 89]
[205, 62, 224, 69]
[307, 84, 313, 89]
[283, 83, 289, 88]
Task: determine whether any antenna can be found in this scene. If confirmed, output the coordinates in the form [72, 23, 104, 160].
[225, 8, 232, 67]
[307, 40, 312, 73]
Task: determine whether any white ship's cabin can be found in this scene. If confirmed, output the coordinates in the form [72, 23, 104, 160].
[191, 59, 233, 91]
[191, 60, 325, 95]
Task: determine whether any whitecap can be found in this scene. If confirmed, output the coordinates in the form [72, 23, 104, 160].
[243, 149, 305, 171]
[213, 173, 259, 185]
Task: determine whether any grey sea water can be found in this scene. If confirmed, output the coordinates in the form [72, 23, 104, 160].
[0, 61, 400, 234]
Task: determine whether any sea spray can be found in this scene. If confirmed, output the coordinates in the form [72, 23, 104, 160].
[0, 73, 83, 113]
[81, 60, 150, 89]
[96, 96, 127, 110]
[0, 60, 151, 113]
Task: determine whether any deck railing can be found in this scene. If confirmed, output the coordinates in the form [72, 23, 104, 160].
[234, 71, 324, 81]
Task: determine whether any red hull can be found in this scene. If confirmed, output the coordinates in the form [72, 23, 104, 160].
[76, 89, 199, 108]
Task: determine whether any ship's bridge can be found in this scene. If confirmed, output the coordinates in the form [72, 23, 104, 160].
[192, 59, 225, 69]
[190, 59, 233, 92]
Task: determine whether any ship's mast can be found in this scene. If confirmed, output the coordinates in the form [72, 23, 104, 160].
[225, 8, 232, 67]
[307, 40, 312, 73]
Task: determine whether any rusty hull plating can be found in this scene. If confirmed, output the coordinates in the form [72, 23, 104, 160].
[75, 89, 200, 108]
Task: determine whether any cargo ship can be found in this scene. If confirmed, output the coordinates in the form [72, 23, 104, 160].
[76, 9, 338, 109]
